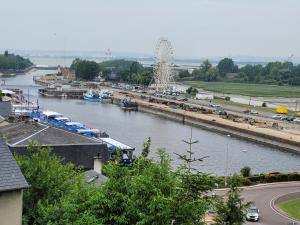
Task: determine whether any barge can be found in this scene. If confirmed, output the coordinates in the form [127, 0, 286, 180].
[27, 110, 134, 160]
[39, 87, 87, 98]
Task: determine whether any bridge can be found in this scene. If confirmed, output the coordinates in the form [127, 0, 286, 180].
[33, 65, 59, 70]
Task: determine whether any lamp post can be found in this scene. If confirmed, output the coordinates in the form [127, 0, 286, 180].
[225, 134, 231, 187]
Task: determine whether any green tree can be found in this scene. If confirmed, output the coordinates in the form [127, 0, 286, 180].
[142, 137, 151, 158]
[15, 143, 81, 225]
[178, 70, 190, 79]
[0, 90, 2, 101]
[19, 142, 215, 225]
[139, 69, 153, 85]
[214, 176, 251, 225]
[217, 58, 237, 76]
[173, 129, 213, 224]
[75, 60, 100, 80]
[70, 58, 81, 70]
[0, 52, 33, 70]
[186, 86, 198, 95]
[200, 59, 212, 74]
[240, 166, 251, 177]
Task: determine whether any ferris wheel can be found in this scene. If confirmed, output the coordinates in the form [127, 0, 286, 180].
[152, 37, 175, 91]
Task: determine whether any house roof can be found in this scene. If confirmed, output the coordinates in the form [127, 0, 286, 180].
[1, 121, 110, 170]
[0, 101, 12, 117]
[0, 137, 29, 192]
[0, 121, 99, 146]
[84, 170, 108, 186]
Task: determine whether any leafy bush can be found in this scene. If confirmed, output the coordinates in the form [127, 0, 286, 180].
[240, 166, 251, 177]
[186, 86, 198, 96]
[248, 174, 265, 184]
[241, 177, 252, 186]
[288, 172, 300, 181]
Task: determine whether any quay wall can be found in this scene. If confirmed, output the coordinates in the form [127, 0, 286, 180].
[112, 94, 300, 154]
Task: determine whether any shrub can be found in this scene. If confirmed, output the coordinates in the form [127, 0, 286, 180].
[240, 166, 251, 177]
[288, 172, 300, 181]
[265, 174, 278, 183]
[225, 96, 230, 101]
[186, 86, 198, 96]
[262, 102, 267, 107]
[241, 177, 252, 186]
[248, 174, 265, 184]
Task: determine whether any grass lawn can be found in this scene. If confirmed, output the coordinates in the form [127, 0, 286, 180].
[278, 198, 300, 221]
[211, 99, 276, 113]
[183, 81, 300, 97]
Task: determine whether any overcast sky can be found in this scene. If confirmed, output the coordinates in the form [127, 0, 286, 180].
[0, 0, 299, 58]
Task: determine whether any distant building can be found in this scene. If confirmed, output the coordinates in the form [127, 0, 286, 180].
[0, 136, 29, 225]
[58, 66, 76, 80]
[225, 73, 239, 79]
[195, 93, 214, 100]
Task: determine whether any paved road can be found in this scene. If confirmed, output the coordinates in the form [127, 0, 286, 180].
[215, 182, 300, 225]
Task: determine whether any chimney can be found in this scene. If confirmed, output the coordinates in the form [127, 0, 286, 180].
[93, 153, 103, 174]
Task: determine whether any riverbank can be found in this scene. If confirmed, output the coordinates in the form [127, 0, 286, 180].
[112, 92, 300, 154]
[0, 66, 35, 77]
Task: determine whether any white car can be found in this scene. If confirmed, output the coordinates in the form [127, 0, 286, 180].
[294, 118, 300, 124]
[272, 114, 283, 120]
[246, 207, 260, 222]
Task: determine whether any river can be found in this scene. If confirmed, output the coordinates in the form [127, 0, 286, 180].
[2, 69, 300, 175]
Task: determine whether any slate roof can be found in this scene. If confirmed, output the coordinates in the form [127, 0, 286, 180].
[1, 121, 110, 170]
[0, 137, 29, 192]
[85, 170, 108, 186]
[0, 101, 12, 117]
[0, 121, 100, 146]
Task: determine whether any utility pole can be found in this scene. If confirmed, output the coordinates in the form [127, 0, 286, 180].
[224, 134, 231, 187]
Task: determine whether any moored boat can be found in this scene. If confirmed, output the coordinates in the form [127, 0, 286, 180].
[83, 90, 100, 102]
[120, 98, 138, 111]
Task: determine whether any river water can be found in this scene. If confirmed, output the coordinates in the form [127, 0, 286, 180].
[2, 69, 300, 175]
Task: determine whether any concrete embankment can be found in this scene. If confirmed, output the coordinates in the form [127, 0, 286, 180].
[113, 93, 300, 154]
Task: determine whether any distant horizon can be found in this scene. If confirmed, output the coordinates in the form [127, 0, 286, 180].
[1, 48, 299, 64]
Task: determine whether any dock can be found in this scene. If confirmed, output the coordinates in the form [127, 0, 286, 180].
[112, 91, 300, 154]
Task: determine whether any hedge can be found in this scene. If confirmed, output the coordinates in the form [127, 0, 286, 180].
[216, 172, 300, 188]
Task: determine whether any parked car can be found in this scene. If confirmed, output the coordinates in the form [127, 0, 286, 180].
[280, 115, 288, 121]
[246, 206, 260, 222]
[210, 104, 221, 108]
[287, 116, 296, 122]
[250, 110, 259, 115]
[178, 97, 188, 102]
[272, 114, 283, 120]
[294, 118, 300, 124]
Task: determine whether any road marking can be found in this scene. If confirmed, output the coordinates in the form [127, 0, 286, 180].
[269, 192, 300, 223]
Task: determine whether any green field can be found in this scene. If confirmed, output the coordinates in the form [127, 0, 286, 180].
[278, 199, 300, 221]
[184, 81, 300, 97]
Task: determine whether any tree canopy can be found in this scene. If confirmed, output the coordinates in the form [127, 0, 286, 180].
[16, 142, 222, 225]
[217, 58, 238, 76]
[0, 51, 33, 70]
[180, 58, 300, 86]
[98, 59, 153, 85]
[71, 59, 100, 80]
